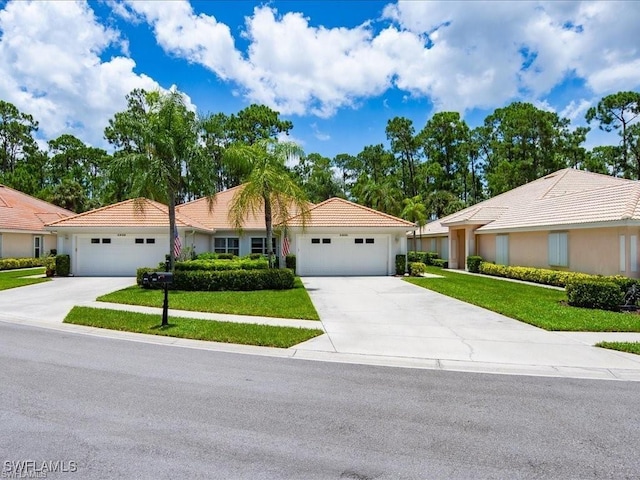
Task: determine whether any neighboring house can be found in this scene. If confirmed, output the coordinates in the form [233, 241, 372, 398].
[46, 186, 414, 276]
[0, 184, 73, 259]
[413, 168, 640, 277]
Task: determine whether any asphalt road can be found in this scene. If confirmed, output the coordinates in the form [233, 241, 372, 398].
[1, 321, 639, 480]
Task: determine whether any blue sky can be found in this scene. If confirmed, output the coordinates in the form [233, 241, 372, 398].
[0, 1, 638, 158]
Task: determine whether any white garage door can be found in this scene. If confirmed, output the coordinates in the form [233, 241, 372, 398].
[297, 235, 389, 276]
[75, 235, 169, 276]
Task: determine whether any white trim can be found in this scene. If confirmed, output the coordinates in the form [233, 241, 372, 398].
[631, 235, 637, 273]
[476, 219, 640, 235]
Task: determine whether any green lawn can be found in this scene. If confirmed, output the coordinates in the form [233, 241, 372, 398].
[97, 278, 320, 320]
[0, 268, 48, 291]
[65, 307, 322, 348]
[596, 342, 640, 356]
[405, 267, 640, 332]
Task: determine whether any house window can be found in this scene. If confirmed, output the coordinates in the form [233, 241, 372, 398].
[322, 238, 331, 244]
[146, 238, 155, 244]
[620, 235, 626, 272]
[548, 232, 568, 267]
[33, 236, 43, 258]
[214, 237, 240, 255]
[102, 238, 111, 244]
[496, 234, 509, 265]
[311, 238, 320, 244]
[251, 237, 276, 254]
[135, 238, 144, 244]
[366, 238, 375, 244]
[91, 238, 100, 244]
[355, 238, 364, 244]
[632, 235, 638, 273]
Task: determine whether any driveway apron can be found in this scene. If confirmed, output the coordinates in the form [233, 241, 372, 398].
[299, 276, 640, 374]
[0, 277, 135, 323]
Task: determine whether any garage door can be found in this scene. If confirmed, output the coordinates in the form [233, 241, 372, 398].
[297, 235, 389, 276]
[75, 235, 169, 276]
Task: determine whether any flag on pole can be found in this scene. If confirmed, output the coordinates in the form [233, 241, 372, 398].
[174, 229, 182, 258]
[282, 234, 290, 257]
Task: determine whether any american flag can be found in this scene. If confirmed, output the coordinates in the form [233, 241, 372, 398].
[282, 234, 290, 256]
[174, 229, 182, 258]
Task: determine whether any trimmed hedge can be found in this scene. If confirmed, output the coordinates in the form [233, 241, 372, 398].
[285, 254, 296, 272]
[174, 268, 295, 291]
[478, 262, 626, 288]
[566, 280, 623, 311]
[431, 259, 448, 268]
[408, 251, 440, 266]
[466, 256, 483, 273]
[0, 257, 45, 271]
[395, 254, 406, 275]
[137, 267, 295, 291]
[175, 258, 269, 271]
[409, 262, 427, 276]
[55, 254, 71, 277]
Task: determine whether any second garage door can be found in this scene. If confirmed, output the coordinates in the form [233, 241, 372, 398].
[75, 235, 169, 276]
[297, 234, 389, 276]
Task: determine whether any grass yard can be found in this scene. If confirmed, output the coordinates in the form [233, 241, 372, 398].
[65, 306, 323, 348]
[0, 267, 48, 291]
[97, 278, 320, 320]
[596, 342, 640, 356]
[405, 267, 640, 332]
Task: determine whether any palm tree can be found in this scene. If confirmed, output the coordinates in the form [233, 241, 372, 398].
[105, 88, 211, 270]
[224, 139, 310, 267]
[401, 195, 427, 252]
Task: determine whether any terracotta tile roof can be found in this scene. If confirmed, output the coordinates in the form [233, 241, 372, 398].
[287, 197, 415, 228]
[176, 184, 313, 230]
[0, 184, 73, 232]
[417, 168, 640, 236]
[46, 198, 209, 230]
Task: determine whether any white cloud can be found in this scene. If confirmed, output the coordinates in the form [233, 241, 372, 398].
[0, 0, 160, 147]
[310, 123, 330, 141]
[560, 99, 592, 122]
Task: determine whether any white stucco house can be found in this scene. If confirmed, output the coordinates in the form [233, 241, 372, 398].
[46, 185, 414, 276]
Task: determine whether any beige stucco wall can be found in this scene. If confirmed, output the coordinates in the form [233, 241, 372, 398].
[476, 226, 640, 278]
[0, 232, 57, 258]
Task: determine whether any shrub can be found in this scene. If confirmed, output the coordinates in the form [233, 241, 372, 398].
[217, 253, 236, 260]
[395, 254, 406, 275]
[44, 256, 56, 276]
[431, 259, 448, 268]
[285, 254, 296, 272]
[247, 253, 264, 260]
[408, 251, 424, 263]
[55, 254, 71, 277]
[477, 263, 629, 289]
[466, 256, 483, 273]
[196, 252, 218, 260]
[174, 268, 295, 291]
[0, 257, 45, 271]
[409, 262, 427, 276]
[422, 252, 439, 266]
[175, 258, 269, 271]
[566, 280, 623, 311]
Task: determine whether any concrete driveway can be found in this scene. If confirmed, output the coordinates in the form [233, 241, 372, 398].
[0, 276, 135, 324]
[298, 276, 640, 378]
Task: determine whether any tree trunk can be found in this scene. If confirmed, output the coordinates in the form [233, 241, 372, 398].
[168, 193, 176, 270]
[264, 193, 274, 268]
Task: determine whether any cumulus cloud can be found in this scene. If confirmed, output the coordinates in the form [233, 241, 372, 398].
[0, 0, 160, 147]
